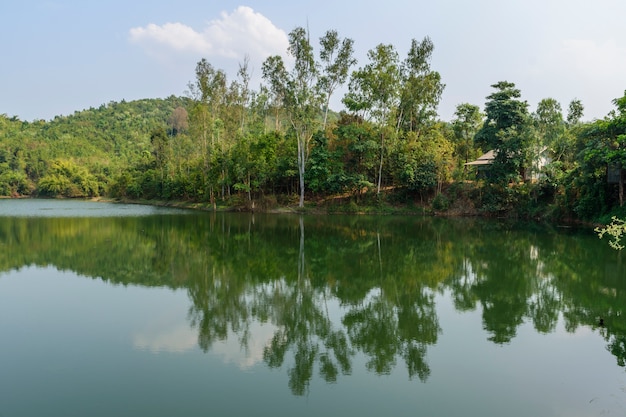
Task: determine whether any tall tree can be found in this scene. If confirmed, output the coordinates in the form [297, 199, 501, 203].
[474, 81, 530, 184]
[397, 37, 445, 134]
[262, 56, 288, 132]
[262, 27, 323, 207]
[187, 58, 228, 201]
[237, 55, 252, 133]
[343, 44, 401, 194]
[534, 98, 567, 162]
[452, 103, 483, 168]
[150, 127, 170, 196]
[318, 30, 356, 129]
[188, 59, 227, 153]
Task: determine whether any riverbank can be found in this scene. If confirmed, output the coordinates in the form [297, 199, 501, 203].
[19, 181, 611, 228]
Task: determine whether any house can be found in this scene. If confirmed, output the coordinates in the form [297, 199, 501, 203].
[524, 146, 551, 182]
[464, 150, 496, 180]
[464, 147, 551, 182]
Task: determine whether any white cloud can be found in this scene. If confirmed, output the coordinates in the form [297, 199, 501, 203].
[212, 321, 278, 370]
[129, 6, 289, 64]
[129, 22, 212, 54]
[133, 322, 198, 354]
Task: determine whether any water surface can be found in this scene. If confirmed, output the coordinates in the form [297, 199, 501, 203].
[0, 200, 624, 417]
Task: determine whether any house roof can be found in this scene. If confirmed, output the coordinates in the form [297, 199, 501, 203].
[465, 150, 496, 166]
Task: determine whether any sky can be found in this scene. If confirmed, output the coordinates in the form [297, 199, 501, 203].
[1, 0, 625, 122]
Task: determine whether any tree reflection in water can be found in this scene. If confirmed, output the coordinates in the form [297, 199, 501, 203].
[0, 211, 625, 395]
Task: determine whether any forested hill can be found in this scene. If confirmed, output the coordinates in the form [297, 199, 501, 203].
[0, 96, 189, 197]
[45, 96, 192, 158]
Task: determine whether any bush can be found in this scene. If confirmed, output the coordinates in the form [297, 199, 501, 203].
[0, 169, 32, 196]
[37, 160, 99, 197]
[431, 193, 450, 211]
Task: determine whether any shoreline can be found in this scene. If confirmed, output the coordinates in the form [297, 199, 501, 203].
[2, 195, 602, 228]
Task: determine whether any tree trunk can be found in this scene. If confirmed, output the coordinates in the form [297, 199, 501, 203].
[298, 137, 306, 207]
[322, 96, 330, 131]
[247, 173, 252, 202]
[377, 132, 384, 194]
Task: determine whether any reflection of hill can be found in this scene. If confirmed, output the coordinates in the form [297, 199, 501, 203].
[1, 213, 625, 391]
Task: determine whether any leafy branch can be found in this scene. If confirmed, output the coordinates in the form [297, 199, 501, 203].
[596, 216, 626, 250]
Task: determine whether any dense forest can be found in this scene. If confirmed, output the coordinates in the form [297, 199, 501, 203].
[1, 27, 625, 222]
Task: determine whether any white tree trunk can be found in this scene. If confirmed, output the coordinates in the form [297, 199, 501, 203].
[297, 136, 306, 207]
[377, 132, 384, 194]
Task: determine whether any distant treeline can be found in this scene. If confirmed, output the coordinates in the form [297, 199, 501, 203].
[1, 27, 625, 222]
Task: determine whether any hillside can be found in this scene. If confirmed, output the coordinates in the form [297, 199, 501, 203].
[0, 96, 189, 197]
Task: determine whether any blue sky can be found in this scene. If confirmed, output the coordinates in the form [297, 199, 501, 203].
[2, 0, 625, 122]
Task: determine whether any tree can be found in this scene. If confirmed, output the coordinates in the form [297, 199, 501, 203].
[187, 59, 228, 201]
[237, 55, 252, 133]
[474, 81, 530, 184]
[151, 127, 170, 197]
[188, 59, 227, 153]
[262, 27, 325, 208]
[397, 37, 445, 134]
[606, 92, 626, 206]
[452, 103, 483, 170]
[168, 106, 188, 136]
[318, 30, 356, 130]
[37, 159, 99, 197]
[565, 93, 626, 218]
[534, 98, 564, 147]
[533, 98, 566, 173]
[262, 56, 288, 132]
[566, 98, 584, 127]
[332, 113, 378, 196]
[343, 44, 401, 194]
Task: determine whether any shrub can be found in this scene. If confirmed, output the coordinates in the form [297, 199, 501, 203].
[432, 193, 450, 211]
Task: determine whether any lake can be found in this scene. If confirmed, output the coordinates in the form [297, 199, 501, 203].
[0, 199, 625, 416]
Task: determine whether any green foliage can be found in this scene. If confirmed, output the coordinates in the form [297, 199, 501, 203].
[567, 99, 584, 126]
[476, 183, 519, 215]
[562, 92, 626, 220]
[318, 30, 357, 129]
[37, 160, 100, 197]
[0, 97, 189, 198]
[344, 43, 401, 124]
[390, 126, 454, 196]
[397, 37, 445, 132]
[452, 103, 483, 169]
[431, 193, 449, 211]
[262, 27, 343, 207]
[534, 98, 565, 149]
[0, 167, 31, 196]
[306, 132, 335, 194]
[474, 81, 531, 185]
[395, 154, 438, 191]
[596, 217, 626, 250]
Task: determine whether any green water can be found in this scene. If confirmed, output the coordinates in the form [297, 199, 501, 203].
[0, 199, 625, 416]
